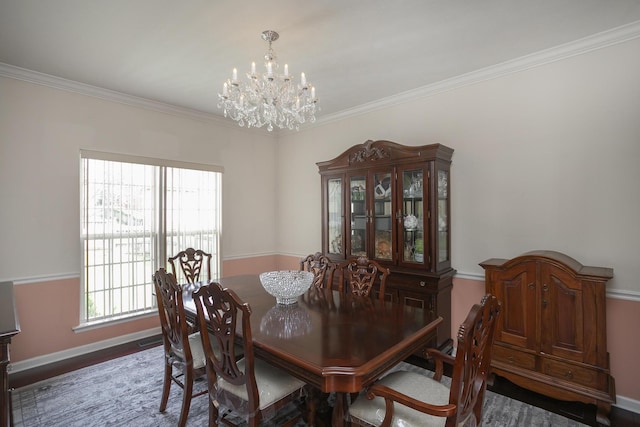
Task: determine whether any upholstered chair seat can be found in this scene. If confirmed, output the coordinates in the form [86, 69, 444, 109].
[170, 332, 207, 369]
[217, 357, 306, 411]
[349, 370, 463, 427]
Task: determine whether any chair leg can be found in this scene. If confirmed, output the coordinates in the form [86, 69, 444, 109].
[159, 358, 172, 412]
[178, 366, 194, 427]
[209, 396, 219, 426]
[248, 413, 260, 427]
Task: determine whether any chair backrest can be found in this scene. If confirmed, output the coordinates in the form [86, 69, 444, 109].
[338, 256, 389, 300]
[193, 281, 258, 412]
[300, 252, 335, 289]
[153, 268, 192, 361]
[168, 248, 212, 284]
[447, 294, 501, 426]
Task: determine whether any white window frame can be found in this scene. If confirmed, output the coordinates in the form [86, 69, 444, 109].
[80, 150, 223, 325]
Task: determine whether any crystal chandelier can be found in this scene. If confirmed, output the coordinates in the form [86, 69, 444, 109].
[218, 30, 318, 132]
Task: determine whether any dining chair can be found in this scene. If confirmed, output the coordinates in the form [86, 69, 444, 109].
[336, 256, 390, 301]
[348, 294, 501, 427]
[168, 247, 212, 284]
[153, 268, 208, 427]
[193, 281, 307, 427]
[300, 252, 336, 289]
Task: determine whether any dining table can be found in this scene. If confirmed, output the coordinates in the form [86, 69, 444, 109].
[181, 274, 442, 426]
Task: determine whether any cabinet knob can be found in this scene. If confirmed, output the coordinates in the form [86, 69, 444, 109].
[419, 281, 426, 287]
[542, 300, 547, 308]
[508, 356, 515, 363]
[565, 371, 573, 379]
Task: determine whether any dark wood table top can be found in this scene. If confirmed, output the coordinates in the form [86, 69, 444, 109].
[182, 274, 442, 394]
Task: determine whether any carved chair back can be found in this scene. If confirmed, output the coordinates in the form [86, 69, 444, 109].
[446, 294, 501, 426]
[169, 248, 212, 284]
[337, 256, 389, 301]
[193, 281, 260, 422]
[300, 252, 336, 289]
[153, 268, 191, 361]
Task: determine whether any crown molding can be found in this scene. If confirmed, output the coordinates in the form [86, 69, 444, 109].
[1, 20, 639, 132]
[0, 62, 271, 135]
[314, 20, 640, 127]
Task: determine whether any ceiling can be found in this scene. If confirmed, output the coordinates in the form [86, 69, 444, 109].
[2, 1, 640, 124]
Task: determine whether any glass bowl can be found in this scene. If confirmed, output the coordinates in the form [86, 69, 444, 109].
[259, 270, 314, 305]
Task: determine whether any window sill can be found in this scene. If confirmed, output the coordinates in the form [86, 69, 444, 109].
[73, 310, 157, 333]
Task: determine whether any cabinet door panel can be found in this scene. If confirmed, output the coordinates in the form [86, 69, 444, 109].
[399, 167, 426, 267]
[435, 166, 451, 271]
[540, 265, 585, 362]
[490, 263, 537, 349]
[325, 176, 344, 257]
[373, 170, 394, 262]
[348, 175, 368, 257]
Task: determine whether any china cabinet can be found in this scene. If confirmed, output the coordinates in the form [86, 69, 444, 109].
[481, 251, 615, 427]
[318, 140, 455, 351]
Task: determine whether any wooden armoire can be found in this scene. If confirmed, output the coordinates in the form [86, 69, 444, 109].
[480, 250, 615, 427]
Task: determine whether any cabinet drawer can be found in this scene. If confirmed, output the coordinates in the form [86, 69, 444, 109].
[541, 359, 598, 388]
[493, 346, 536, 370]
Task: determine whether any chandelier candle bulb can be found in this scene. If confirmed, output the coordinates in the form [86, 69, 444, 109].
[300, 72, 306, 86]
[232, 68, 238, 81]
[222, 82, 228, 97]
[284, 64, 289, 76]
[251, 61, 256, 75]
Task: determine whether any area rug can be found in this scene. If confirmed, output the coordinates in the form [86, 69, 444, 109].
[12, 345, 587, 426]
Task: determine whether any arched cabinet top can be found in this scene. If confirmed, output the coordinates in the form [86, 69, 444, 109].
[317, 140, 454, 173]
[479, 250, 613, 281]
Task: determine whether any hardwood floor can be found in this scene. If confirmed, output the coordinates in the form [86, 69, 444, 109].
[9, 336, 639, 427]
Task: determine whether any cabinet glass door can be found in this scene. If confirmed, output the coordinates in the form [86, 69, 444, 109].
[373, 171, 393, 261]
[401, 168, 424, 264]
[327, 177, 343, 256]
[437, 169, 449, 263]
[349, 176, 367, 257]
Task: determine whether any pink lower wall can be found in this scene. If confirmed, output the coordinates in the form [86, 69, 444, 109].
[11, 278, 159, 361]
[9, 255, 640, 403]
[10, 256, 280, 362]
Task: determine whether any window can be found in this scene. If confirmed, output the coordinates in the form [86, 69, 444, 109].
[80, 151, 222, 324]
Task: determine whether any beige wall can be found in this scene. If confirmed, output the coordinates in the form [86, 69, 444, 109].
[0, 76, 279, 277]
[276, 37, 640, 295]
[2, 36, 639, 411]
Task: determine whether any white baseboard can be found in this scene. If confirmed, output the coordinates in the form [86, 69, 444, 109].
[615, 395, 640, 415]
[8, 327, 161, 374]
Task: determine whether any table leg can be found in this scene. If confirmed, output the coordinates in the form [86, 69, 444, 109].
[332, 392, 348, 427]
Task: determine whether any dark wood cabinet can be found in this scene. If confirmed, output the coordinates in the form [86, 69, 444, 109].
[318, 140, 455, 352]
[1, 281, 20, 427]
[480, 251, 615, 427]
